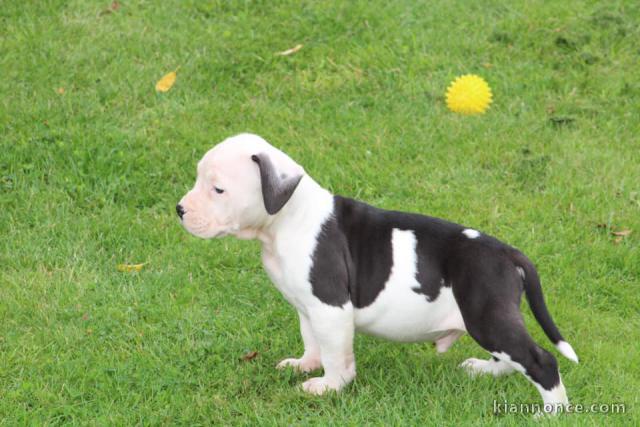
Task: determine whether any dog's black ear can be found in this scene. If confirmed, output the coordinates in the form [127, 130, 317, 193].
[251, 153, 303, 215]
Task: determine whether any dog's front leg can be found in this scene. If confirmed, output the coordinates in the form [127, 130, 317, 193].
[276, 311, 322, 373]
[301, 304, 356, 395]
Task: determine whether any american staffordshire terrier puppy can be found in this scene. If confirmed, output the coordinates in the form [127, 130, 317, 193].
[177, 133, 578, 414]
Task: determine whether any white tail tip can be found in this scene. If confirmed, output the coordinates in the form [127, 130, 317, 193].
[556, 341, 579, 363]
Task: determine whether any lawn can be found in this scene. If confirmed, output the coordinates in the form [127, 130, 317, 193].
[1, 0, 639, 425]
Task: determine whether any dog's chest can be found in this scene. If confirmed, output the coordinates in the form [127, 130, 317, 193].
[261, 191, 336, 313]
[261, 243, 314, 312]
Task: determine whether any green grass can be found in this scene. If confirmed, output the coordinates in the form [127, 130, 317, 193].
[1, 0, 639, 424]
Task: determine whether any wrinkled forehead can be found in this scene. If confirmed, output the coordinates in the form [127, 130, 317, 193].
[196, 153, 242, 186]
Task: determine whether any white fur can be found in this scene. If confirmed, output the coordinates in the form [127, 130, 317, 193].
[490, 352, 527, 374]
[460, 357, 516, 376]
[354, 229, 466, 342]
[300, 303, 356, 394]
[462, 228, 480, 239]
[556, 340, 579, 363]
[535, 382, 569, 415]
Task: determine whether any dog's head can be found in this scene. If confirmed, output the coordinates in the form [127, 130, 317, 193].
[177, 133, 305, 239]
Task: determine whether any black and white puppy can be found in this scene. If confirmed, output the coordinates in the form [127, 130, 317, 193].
[177, 134, 578, 414]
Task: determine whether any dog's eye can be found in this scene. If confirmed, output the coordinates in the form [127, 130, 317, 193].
[214, 186, 225, 194]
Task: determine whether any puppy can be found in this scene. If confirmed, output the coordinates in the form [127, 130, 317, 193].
[177, 133, 578, 414]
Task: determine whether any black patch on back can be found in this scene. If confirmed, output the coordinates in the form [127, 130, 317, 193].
[413, 236, 448, 301]
[308, 214, 351, 307]
[311, 196, 527, 313]
[333, 197, 394, 308]
[329, 196, 470, 308]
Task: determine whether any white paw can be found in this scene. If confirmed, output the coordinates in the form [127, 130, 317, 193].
[461, 357, 516, 377]
[276, 357, 321, 373]
[460, 358, 489, 376]
[301, 377, 342, 395]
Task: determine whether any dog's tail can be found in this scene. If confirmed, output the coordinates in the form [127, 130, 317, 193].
[512, 251, 579, 363]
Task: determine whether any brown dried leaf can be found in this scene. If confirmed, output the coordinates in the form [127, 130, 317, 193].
[241, 351, 258, 361]
[99, 1, 120, 15]
[611, 229, 632, 237]
[276, 44, 303, 56]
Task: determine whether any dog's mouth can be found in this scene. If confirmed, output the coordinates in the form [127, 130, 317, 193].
[180, 216, 233, 240]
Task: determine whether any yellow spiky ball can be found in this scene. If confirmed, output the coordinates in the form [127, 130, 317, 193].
[446, 74, 492, 115]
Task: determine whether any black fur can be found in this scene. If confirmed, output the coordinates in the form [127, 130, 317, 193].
[308, 216, 351, 306]
[308, 195, 567, 391]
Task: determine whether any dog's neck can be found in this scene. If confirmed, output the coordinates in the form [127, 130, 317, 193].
[255, 175, 333, 247]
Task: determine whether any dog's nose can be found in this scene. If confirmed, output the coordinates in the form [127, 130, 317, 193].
[176, 204, 185, 219]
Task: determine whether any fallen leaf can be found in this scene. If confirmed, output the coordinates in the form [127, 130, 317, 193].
[99, 1, 120, 15]
[155, 71, 177, 92]
[117, 263, 146, 272]
[56, 87, 65, 94]
[241, 351, 258, 361]
[549, 116, 575, 127]
[611, 229, 632, 237]
[613, 237, 623, 244]
[276, 44, 303, 56]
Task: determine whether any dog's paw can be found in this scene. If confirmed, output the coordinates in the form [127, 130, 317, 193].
[276, 357, 321, 373]
[301, 377, 342, 395]
[460, 357, 516, 377]
[460, 358, 490, 376]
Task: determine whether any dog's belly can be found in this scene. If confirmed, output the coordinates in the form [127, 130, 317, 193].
[353, 229, 466, 342]
[354, 286, 465, 342]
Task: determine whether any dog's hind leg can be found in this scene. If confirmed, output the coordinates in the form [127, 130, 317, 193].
[451, 256, 571, 415]
[459, 304, 569, 415]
